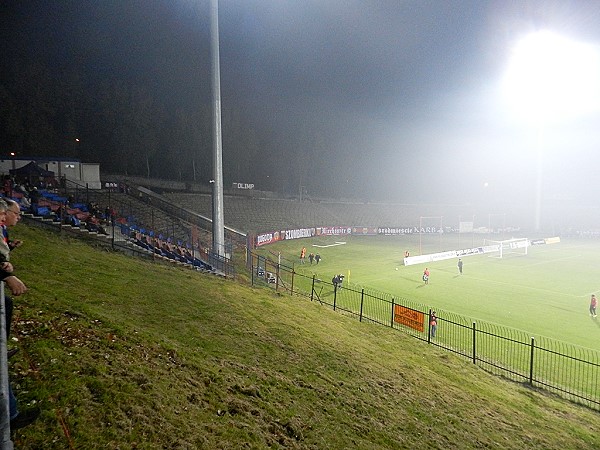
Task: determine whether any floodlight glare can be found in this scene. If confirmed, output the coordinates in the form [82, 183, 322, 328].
[503, 31, 600, 123]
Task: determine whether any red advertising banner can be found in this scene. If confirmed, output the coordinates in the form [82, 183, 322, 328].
[393, 305, 424, 332]
[255, 231, 282, 247]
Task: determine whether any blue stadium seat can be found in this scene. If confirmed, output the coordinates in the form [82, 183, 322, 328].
[33, 206, 51, 216]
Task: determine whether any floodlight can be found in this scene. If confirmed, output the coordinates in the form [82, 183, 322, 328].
[503, 31, 600, 123]
[502, 31, 600, 232]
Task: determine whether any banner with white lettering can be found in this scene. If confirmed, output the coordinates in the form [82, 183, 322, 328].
[283, 228, 316, 240]
[377, 226, 442, 236]
[232, 182, 255, 190]
[316, 227, 351, 236]
[255, 231, 282, 247]
[404, 245, 499, 266]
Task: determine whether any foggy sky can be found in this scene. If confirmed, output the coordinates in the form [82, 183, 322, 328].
[3, 0, 600, 207]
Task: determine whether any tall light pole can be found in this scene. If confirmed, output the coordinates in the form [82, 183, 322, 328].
[504, 31, 600, 233]
[534, 125, 543, 232]
[210, 0, 225, 257]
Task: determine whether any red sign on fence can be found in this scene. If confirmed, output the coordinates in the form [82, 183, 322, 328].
[394, 305, 424, 332]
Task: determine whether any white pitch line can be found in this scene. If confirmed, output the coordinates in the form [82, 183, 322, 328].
[312, 242, 347, 248]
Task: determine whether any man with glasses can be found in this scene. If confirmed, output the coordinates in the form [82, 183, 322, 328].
[3, 199, 23, 250]
[1, 199, 25, 347]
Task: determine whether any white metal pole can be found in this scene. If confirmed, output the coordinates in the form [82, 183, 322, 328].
[210, 0, 225, 257]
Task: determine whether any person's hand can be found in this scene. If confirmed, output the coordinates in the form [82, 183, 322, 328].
[4, 276, 27, 296]
[10, 240, 23, 248]
[1, 262, 14, 273]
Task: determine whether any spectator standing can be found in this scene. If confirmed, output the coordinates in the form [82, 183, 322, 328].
[332, 274, 344, 289]
[0, 200, 17, 341]
[0, 200, 38, 429]
[3, 200, 24, 249]
[2, 200, 26, 355]
[0, 269, 40, 430]
[590, 294, 598, 318]
[457, 258, 463, 275]
[0, 264, 38, 430]
[430, 311, 438, 338]
[0, 199, 12, 264]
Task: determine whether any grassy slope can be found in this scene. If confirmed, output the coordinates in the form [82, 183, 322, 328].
[7, 223, 600, 449]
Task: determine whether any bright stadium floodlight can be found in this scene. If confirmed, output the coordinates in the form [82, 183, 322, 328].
[503, 31, 600, 232]
[503, 31, 600, 123]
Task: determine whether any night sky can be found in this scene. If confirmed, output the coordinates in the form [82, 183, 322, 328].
[2, 0, 600, 206]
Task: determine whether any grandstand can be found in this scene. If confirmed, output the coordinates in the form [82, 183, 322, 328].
[165, 192, 492, 234]
[19, 183, 228, 275]
[167, 193, 343, 232]
[33, 187, 206, 250]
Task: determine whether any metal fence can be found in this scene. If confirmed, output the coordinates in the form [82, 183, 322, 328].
[1, 283, 14, 448]
[248, 250, 600, 411]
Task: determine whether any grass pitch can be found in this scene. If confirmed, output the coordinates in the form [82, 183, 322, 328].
[258, 234, 599, 351]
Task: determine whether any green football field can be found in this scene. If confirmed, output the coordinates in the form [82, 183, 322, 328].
[256, 234, 600, 351]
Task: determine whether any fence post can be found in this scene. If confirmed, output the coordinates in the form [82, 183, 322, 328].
[1, 282, 14, 448]
[59, 201, 63, 234]
[275, 263, 280, 292]
[311, 275, 315, 302]
[390, 298, 395, 328]
[290, 269, 294, 296]
[427, 309, 432, 343]
[108, 188, 111, 227]
[472, 322, 477, 365]
[151, 210, 155, 261]
[111, 217, 115, 250]
[359, 289, 364, 322]
[333, 284, 337, 311]
[529, 337, 535, 385]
